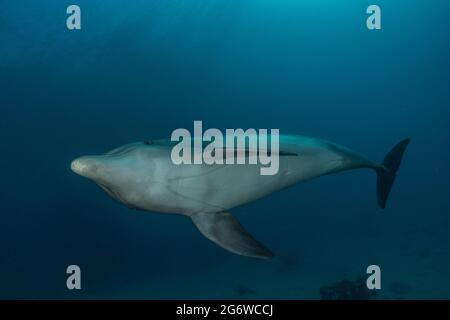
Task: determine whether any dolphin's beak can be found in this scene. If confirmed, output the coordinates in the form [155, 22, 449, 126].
[71, 156, 100, 179]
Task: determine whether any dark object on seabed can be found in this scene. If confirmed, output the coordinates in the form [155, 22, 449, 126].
[234, 284, 256, 297]
[320, 276, 378, 300]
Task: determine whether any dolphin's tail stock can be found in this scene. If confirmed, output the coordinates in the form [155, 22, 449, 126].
[376, 138, 411, 209]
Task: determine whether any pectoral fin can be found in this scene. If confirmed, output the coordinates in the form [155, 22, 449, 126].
[191, 212, 273, 259]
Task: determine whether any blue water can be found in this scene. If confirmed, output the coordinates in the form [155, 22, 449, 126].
[1, 0, 449, 299]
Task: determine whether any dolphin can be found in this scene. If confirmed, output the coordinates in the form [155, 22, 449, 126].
[71, 135, 410, 259]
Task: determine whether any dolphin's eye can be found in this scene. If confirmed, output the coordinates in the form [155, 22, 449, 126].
[143, 140, 153, 145]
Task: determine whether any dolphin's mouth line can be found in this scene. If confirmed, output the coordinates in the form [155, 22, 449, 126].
[96, 182, 140, 210]
[97, 183, 125, 203]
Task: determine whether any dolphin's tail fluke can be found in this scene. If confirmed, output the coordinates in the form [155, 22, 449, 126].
[376, 138, 411, 209]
